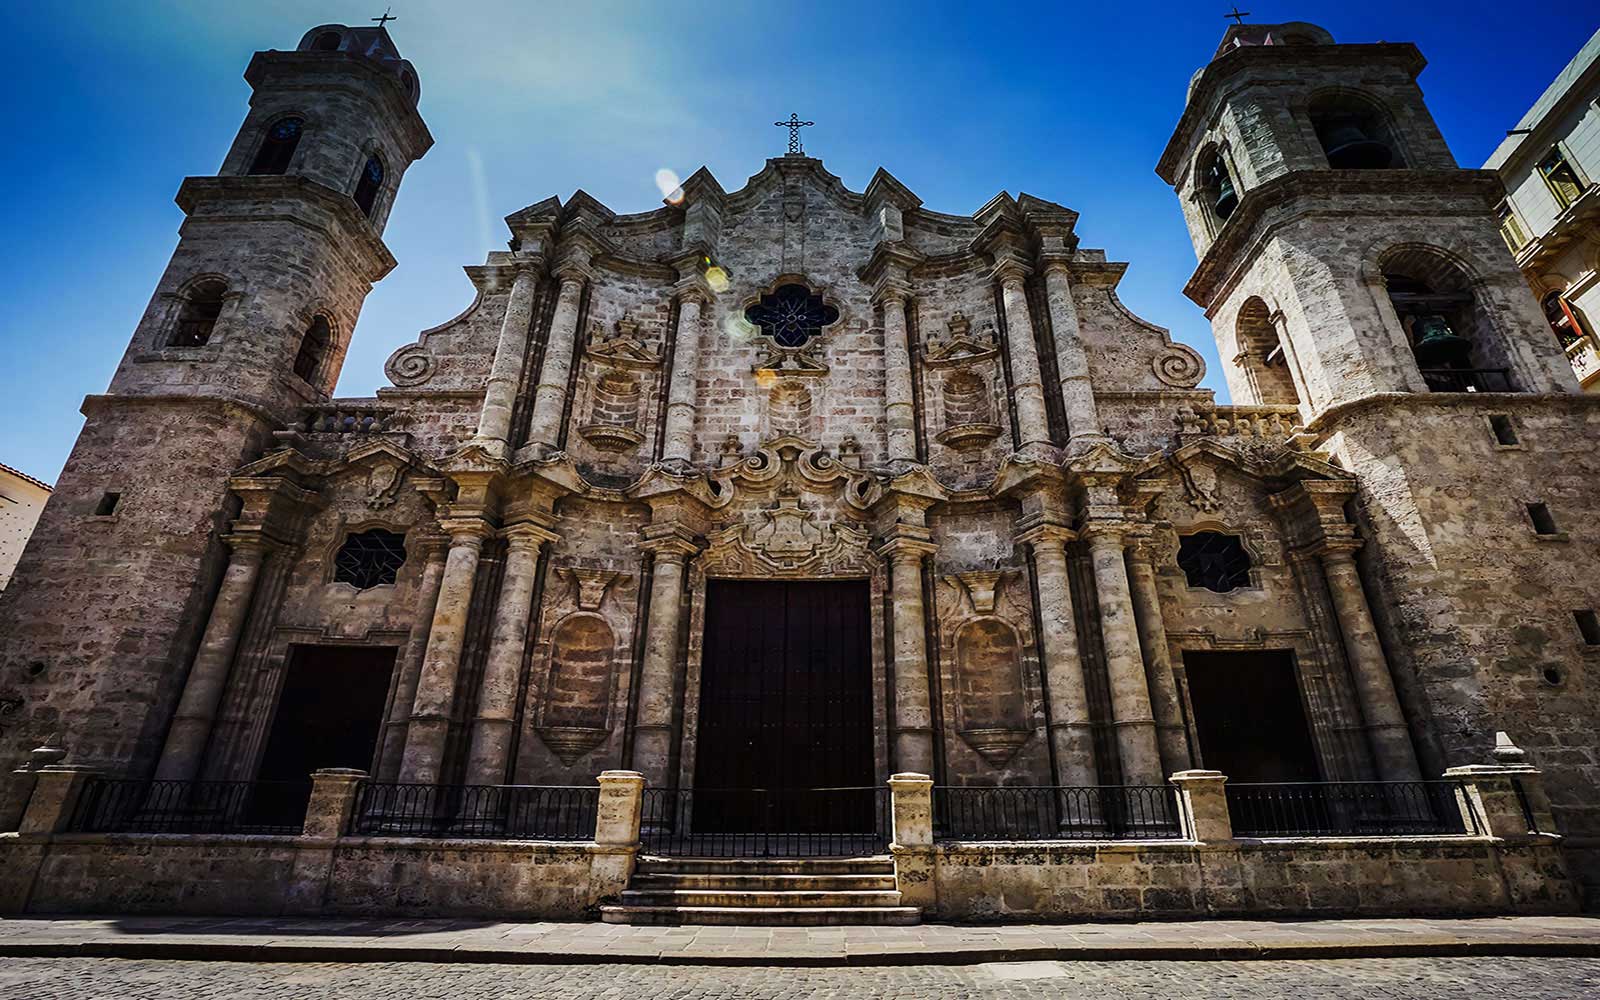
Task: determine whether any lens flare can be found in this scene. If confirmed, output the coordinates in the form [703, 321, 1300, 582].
[655, 168, 685, 205]
[723, 313, 757, 343]
[705, 266, 730, 293]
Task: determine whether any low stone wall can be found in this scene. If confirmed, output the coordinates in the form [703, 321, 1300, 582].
[906, 836, 1580, 922]
[0, 833, 632, 919]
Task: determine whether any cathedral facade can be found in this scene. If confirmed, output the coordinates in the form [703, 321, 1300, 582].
[3, 20, 1599, 912]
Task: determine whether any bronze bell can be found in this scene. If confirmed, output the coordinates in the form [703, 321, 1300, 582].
[1212, 167, 1239, 221]
[1412, 314, 1472, 368]
[1322, 123, 1393, 170]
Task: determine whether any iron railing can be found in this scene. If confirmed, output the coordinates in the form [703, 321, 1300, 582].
[1226, 780, 1477, 837]
[640, 786, 890, 858]
[1511, 777, 1540, 834]
[934, 785, 1183, 841]
[1420, 368, 1516, 393]
[67, 778, 311, 835]
[348, 782, 598, 840]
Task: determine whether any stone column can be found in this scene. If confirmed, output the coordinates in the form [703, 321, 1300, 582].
[525, 266, 587, 455]
[154, 535, 270, 782]
[660, 289, 707, 469]
[301, 768, 366, 840]
[1019, 525, 1098, 788]
[879, 536, 939, 776]
[1041, 262, 1105, 448]
[1126, 536, 1192, 775]
[1317, 543, 1423, 782]
[400, 517, 494, 785]
[472, 267, 542, 457]
[1084, 526, 1164, 785]
[995, 264, 1054, 457]
[877, 287, 919, 468]
[631, 534, 698, 788]
[465, 523, 557, 786]
[1170, 769, 1232, 842]
[375, 537, 448, 781]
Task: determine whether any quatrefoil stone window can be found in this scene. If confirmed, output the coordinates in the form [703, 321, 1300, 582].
[744, 283, 839, 349]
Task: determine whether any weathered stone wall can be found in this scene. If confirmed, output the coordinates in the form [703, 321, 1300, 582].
[910, 837, 1579, 922]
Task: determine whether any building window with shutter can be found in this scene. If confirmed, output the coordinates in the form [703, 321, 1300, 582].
[1496, 201, 1528, 253]
[1537, 147, 1589, 211]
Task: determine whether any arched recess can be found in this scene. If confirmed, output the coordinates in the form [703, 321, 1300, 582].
[1234, 297, 1301, 405]
[953, 618, 1030, 766]
[537, 613, 616, 764]
[293, 314, 333, 385]
[170, 277, 229, 347]
[1194, 143, 1241, 230]
[1308, 90, 1406, 170]
[768, 380, 813, 439]
[1379, 244, 1518, 392]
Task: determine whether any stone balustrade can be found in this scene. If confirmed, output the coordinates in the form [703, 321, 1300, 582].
[1175, 403, 1302, 443]
[293, 400, 408, 436]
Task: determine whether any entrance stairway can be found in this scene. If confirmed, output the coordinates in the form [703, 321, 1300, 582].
[599, 856, 920, 926]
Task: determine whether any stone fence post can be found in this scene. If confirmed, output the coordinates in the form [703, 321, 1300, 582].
[301, 769, 367, 840]
[591, 771, 645, 904]
[888, 772, 936, 912]
[2, 737, 69, 832]
[1444, 733, 1558, 841]
[17, 765, 99, 836]
[1170, 770, 1233, 843]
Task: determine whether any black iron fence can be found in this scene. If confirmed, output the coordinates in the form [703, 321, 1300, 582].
[640, 786, 890, 858]
[1419, 368, 1516, 393]
[934, 785, 1182, 841]
[1226, 780, 1477, 837]
[67, 778, 311, 835]
[347, 782, 598, 840]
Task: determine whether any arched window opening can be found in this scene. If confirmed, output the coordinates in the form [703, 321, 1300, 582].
[1309, 95, 1402, 170]
[1543, 290, 1593, 349]
[171, 279, 227, 347]
[249, 117, 303, 176]
[744, 283, 839, 348]
[311, 31, 342, 51]
[353, 154, 384, 218]
[1537, 147, 1589, 211]
[1382, 250, 1517, 393]
[334, 529, 407, 589]
[1197, 147, 1239, 225]
[293, 315, 332, 384]
[1235, 298, 1300, 405]
[1177, 532, 1253, 593]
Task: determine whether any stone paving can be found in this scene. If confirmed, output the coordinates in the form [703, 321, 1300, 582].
[3, 955, 1600, 998]
[1, 915, 1598, 965]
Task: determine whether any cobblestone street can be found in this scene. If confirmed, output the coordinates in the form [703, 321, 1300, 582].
[3, 956, 1599, 999]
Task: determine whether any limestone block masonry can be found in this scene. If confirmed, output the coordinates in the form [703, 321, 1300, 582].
[2, 16, 1600, 921]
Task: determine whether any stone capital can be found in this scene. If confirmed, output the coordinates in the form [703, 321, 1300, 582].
[990, 257, 1033, 286]
[502, 521, 560, 552]
[640, 523, 702, 563]
[551, 257, 595, 286]
[1079, 519, 1137, 546]
[1016, 522, 1076, 550]
[220, 531, 275, 557]
[874, 532, 939, 565]
[438, 515, 497, 546]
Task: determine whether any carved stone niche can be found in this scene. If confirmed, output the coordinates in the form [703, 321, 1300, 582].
[942, 570, 1032, 767]
[925, 314, 1002, 451]
[535, 568, 622, 764]
[577, 319, 660, 452]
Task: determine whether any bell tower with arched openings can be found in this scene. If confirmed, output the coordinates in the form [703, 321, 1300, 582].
[0, 23, 431, 791]
[1161, 21, 1600, 905]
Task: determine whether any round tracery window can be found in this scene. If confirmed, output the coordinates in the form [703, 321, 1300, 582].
[744, 283, 839, 349]
[1176, 531, 1253, 593]
[334, 529, 407, 590]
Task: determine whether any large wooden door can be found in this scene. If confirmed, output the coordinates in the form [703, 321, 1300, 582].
[1183, 650, 1321, 782]
[693, 579, 873, 831]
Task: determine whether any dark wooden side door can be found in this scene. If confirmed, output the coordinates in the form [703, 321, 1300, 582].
[693, 579, 874, 832]
[1183, 649, 1322, 782]
[252, 644, 396, 824]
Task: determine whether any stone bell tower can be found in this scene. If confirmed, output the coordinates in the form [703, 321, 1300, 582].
[1160, 20, 1600, 903]
[0, 23, 432, 798]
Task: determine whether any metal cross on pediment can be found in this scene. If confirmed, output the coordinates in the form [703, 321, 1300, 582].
[372, 6, 398, 28]
[1224, 6, 1251, 25]
[774, 113, 814, 155]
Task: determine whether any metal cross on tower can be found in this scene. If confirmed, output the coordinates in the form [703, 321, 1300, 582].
[372, 6, 398, 28]
[1224, 6, 1252, 25]
[774, 113, 814, 155]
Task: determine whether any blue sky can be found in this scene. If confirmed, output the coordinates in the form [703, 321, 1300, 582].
[2, 1, 1595, 484]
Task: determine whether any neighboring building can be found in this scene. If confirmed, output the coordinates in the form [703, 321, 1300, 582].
[1484, 28, 1600, 389]
[0, 463, 51, 590]
[0, 20, 1596, 921]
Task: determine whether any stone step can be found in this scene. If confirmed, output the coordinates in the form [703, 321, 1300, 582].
[629, 873, 897, 892]
[620, 889, 905, 908]
[599, 904, 922, 926]
[634, 856, 894, 877]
